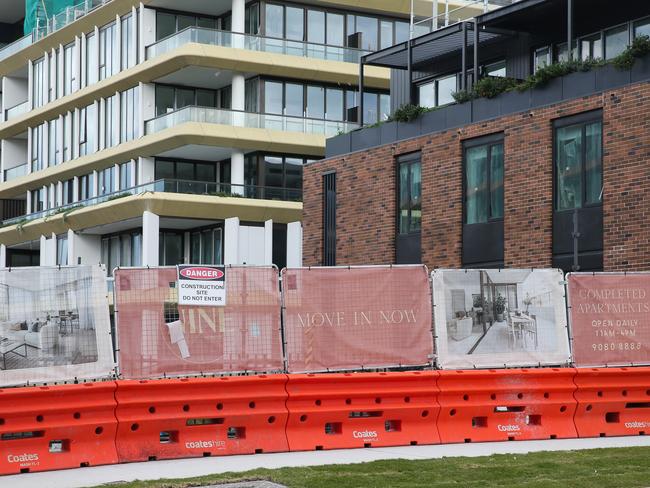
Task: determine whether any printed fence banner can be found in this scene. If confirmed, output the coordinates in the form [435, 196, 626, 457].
[115, 266, 283, 378]
[0, 265, 114, 386]
[568, 273, 650, 366]
[282, 266, 434, 373]
[432, 269, 570, 369]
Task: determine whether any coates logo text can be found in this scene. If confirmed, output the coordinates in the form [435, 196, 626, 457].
[353, 430, 378, 439]
[625, 421, 650, 429]
[185, 439, 226, 449]
[497, 424, 521, 433]
[179, 267, 225, 280]
[7, 453, 39, 464]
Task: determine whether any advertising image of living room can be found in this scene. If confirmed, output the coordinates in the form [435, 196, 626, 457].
[0, 266, 114, 384]
[433, 269, 571, 369]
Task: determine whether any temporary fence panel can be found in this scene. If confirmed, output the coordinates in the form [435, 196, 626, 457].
[0, 381, 119, 475]
[567, 273, 650, 367]
[432, 269, 570, 369]
[573, 367, 650, 438]
[114, 375, 289, 462]
[437, 368, 578, 443]
[285, 372, 440, 451]
[0, 265, 115, 387]
[115, 266, 283, 379]
[282, 266, 434, 373]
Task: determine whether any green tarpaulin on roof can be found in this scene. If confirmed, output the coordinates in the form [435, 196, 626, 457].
[24, 0, 78, 35]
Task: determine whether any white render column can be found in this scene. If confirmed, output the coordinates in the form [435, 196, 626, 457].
[287, 221, 303, 268]
[230, 150, 245, 195]
[67, 229, 76, 265]
[142, 211, 160, 266]
[0, 244, 6, 268]
[232, 0, 245, 34]
[224, 217, 240, 265]
[264, 219, 273, 265]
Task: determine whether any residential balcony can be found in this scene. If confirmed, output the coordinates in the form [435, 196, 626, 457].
[0, 35, 33, 65]
[3, 163, 28, 182]
[2, 179, 302, 227]
[147, 26, 370, 64]
[145, 106, 357, 138]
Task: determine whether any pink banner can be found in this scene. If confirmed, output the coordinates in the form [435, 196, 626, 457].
[115, 267, 283, 378]
[282, 266, 434, 372]
[568, 273, 650, 366]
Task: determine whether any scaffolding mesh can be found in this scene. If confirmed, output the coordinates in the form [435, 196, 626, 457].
[0, 265, 114, 386]
[282, 266, 434, 373]
[115, 266, 283, 379]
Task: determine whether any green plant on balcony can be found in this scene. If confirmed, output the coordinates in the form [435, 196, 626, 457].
[389, 104, 435, 123]
[106, 193, 131, 202]
[612, 35, 650, 70]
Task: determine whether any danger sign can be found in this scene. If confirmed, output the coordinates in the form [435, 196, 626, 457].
[177, 265, 226, 306]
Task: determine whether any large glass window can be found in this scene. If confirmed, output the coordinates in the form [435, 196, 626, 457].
[581, 34, 602, 61]
[31, 123, 45, 172]
[99, 22, 117, 80]
[63, 113, 73, 162]
[101, 231, 142, 274]
[534, 46, 551, 72]
[63, 43, 75, 96]
[190, 227, 223, 264]
[286, 6, 304, 41]
[104, 94, 116, 148]
[121, 14, 135, 70]
[154, 84, 223, 115]
[555, 118, 603, 211]
[327, 13, 344, 46]
[62, 179, 74, 205]
[48, 118, 59, 166]
[56, 235, 68, 266]
[465, 140, 504, 225]
[31, 187, 47, 213]
[398, 154, 421, 234]
[355, 16, 378, 51]
[634, 17, 650, 38]
[159, 232, 184, 265]
[98, 166, 115, 195]
[264, 81, 284, 114]
[79, 173, 94, 200]
[154, 159, 217, 182]
[308, 10, 325, 44]
[605, 25, 629, 60]
[418, 75, 457, 108]
[79, 103, 96, 157]
[306, 85, 325, 119]
[120, 86, 140, 143]
[33, 57, 45, 108]
[86, 32, 98, 86]
[119, 161, 135, 190]
[326, 87, 344, 121]
[265, 4, 283, 38]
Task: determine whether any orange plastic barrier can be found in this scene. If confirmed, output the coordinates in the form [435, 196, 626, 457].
[0, 382, 119, 475]
[437, 368, 578, 443]
[573, 367, 650, 438]
[114, 375, 289, 462]
[285, 372, 440, 451]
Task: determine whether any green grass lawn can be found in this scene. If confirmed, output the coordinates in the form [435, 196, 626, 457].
[105, 446, 650, 488]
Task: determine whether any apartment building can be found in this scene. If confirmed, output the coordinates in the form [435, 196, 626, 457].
[0, 0, 488, 274]
[305, 0, 650, 272]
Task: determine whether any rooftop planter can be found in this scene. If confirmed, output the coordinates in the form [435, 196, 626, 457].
[325, 37, 650, 158]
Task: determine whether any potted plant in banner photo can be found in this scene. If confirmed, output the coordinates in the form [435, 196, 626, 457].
[494, 294, 506, 322]
[523, 293, 534, 314]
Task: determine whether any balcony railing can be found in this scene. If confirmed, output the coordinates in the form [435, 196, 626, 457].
[3, 163, 28, 182]
[146, 26, 369, 63]
[5, 100, 29, 120]
[145, 106, 357, 138]
[0, 35, 33, 64]
[2, 179, 302, 226]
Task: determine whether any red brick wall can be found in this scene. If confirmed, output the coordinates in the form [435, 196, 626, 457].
[303, 81, 650, 271]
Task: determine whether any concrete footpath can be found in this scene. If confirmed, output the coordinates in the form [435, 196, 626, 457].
[5, 436, 650, 488]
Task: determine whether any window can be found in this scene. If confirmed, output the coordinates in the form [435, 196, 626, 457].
[154, 158, 217, 183]
[308, 10, 325, 44]
[33, 58, 45, 108]
[120, 86, 140, 143]
[48, 118, 59, 166]
[485, 60, 506, 77]
[326, 87, 344, 121]
[31, 123, 46, 172]
[190, 227, 223, 264]
[104, 94, 116, 148]
[245, 3, 260, 34]
[245, 78, 259, 112]
[156, 12, 176, 40]
[63, 43, 75, 96]
[605, 25, 629, 60]
[265, 3, 283, 38]
[534, 46, 551, 72]
[418, 74, 457, 108]
[119, 161, 135, 189]
[86, 32, 98, 86]
[31, 187, 47, 213]
[121, 14, 135, 70]
[555, 116, 603, 211]
[79, 173, 94, 200]
[79, 103, 96, 156]
[101, 231, 142, 274]
[464, 138, 504, 225]
[99, 22, 117, 80]
[154, 84, 223, 116]
[98, 166, 115, 195]
[380, 20, 394, 49]
[286, 6, 304, 41]
[354, 16, 378, 51]
[159, 232, 184, 265]
[323, 172, 336, 266]
[62, 179, 74, 205]
[56, 235, 68, 266]
[306, 85, 325, 119]
[634, 17, 650, 38]
[48, 51, 57, 102]
[581, 34, 602, 61]
[557, 41, 578, 62]
[398, 153, 422, 234]
[327, 13, 344, 46]
[63, 112, 73, 161]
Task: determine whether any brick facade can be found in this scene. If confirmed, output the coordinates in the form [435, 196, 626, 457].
[303, 80, 650, 271]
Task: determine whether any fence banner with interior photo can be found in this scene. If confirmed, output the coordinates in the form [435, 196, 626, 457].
[432, 269, 570, 369]
[282, 266, 434, 373]
[115, 266, 283, 379]
[567, 273, 650, 367]
[0, 265, 114, 386]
